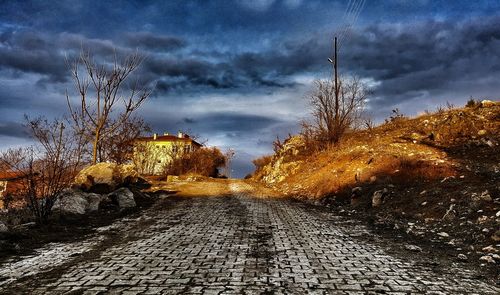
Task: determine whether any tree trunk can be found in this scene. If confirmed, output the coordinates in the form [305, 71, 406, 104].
[92, 129, 101, 165]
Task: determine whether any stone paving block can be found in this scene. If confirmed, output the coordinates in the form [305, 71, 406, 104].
[1, 195, 499, 294]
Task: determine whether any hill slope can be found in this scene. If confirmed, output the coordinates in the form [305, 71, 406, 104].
[254, 101, 500, 275]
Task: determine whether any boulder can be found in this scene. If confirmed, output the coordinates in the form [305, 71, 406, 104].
[52, 189, 89, 215]
[0, 222, 8, 233]
[480, 100, 497, 108]
[108, 187, 136, 209]
[118, 164, 139, 185]
[86, 193, 104, 212]
[74, 163, 141, 193]
[372, 188, 387, 207]
[52, 189, 106, 215]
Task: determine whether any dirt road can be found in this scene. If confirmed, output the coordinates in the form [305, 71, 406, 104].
[0, 180, 498, 294]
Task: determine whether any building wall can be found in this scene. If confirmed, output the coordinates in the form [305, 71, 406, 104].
[0, 180, 5, 208]
[133, 140, 198, 175]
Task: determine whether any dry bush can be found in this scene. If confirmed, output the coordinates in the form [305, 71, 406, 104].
[252, 155, 273, 173]
[384, 108, 408, 125]
[465, 98, 480, 108]
[305, 76, 368, 149]
[0, 118, 84, 223]
[98, 116, 151, 164]
[164, 147, 226, 177]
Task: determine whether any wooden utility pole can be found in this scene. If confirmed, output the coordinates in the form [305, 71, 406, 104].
[334, 36, 339, 100]
[333, 37, 340, 140]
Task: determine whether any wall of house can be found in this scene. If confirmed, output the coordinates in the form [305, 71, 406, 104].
[0, 180, 5, 208]
[133, 141, 197, 175]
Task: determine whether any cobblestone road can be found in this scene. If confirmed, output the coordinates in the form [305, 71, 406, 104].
[1, 190, 499, 294]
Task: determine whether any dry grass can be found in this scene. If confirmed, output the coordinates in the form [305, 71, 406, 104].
[259, 103, 499, 200]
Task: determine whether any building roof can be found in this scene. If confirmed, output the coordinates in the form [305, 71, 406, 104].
[0, 171, 26, 181]
[135, 134, 202, 147]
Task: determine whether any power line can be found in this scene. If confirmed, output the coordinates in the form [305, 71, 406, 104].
[339, 0, 365, 50]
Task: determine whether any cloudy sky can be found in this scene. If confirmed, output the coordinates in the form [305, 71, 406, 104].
[1, 0, 500, 177]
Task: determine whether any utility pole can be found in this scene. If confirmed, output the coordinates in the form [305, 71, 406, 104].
[328, 36, 340, 142]
[334, 37, 339, 102]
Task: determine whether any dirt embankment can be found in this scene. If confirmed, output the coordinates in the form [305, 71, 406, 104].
[253, 101, 500, 277]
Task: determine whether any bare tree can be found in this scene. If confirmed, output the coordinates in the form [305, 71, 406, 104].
[66, 50, 151, 164]
[98, 116, 151, 164]
[0, 118, 84, 223]
[307, 76, 368, 146]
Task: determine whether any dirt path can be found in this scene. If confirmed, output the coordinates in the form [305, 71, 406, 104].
[0, 180, 498, 294]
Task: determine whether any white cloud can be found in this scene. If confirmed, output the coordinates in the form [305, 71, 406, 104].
[283, 0, 302, 9]
[237, 0, 276, 11]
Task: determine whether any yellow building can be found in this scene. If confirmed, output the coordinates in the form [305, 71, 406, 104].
[133, 132, 202, 175]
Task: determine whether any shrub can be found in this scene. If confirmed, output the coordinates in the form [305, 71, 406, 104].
[465, 98, 480, 108]
[252, 155, 273, 172]
[164, 147, 226, 177]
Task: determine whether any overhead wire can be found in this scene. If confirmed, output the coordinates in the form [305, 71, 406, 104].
[336, 0, 356, 46]
[338, 0, 365, 51]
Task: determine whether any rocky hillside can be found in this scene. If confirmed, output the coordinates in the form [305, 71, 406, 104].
[254, 100, 500, 271]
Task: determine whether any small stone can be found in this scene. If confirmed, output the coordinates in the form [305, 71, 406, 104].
[457, 254, 468, 261]
[351, 187, 362, 194]
[425, 218, 435, 224]
[369, 176, 377, 183]
[372, 189, 387, 207]
[420, 190, 427, 195]
[482, 245, 498, 253]
[477, 216, 489, 224]
[477, 129, 487, 136]
[437, 232, 450, 238]
[405, 245, 422, 252]
[0, 222, 8, 233]
[479, 255, 496, 264]
[479, 190, 492, 202]
[421, 201, 428, 206]
[491, 230, 500, 242]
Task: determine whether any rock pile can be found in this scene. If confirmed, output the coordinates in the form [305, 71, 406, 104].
[52, 163, 148, 215]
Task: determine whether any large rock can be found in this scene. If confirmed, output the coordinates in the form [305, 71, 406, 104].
[108, 187, 136, 209]
[118, 164, 140, 185]
[74, 163, 140, 193]
[52, 189, 105, 215]
[480, 100, 497, 108]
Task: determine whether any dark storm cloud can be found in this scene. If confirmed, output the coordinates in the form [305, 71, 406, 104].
[342, 16, 500, 105]
[0, 122, 29, 139]
[124, 32, 187, 51]
[194, 113, 281, 133]
[0, 32, 67, 82]
[2, 0, 500, 177]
